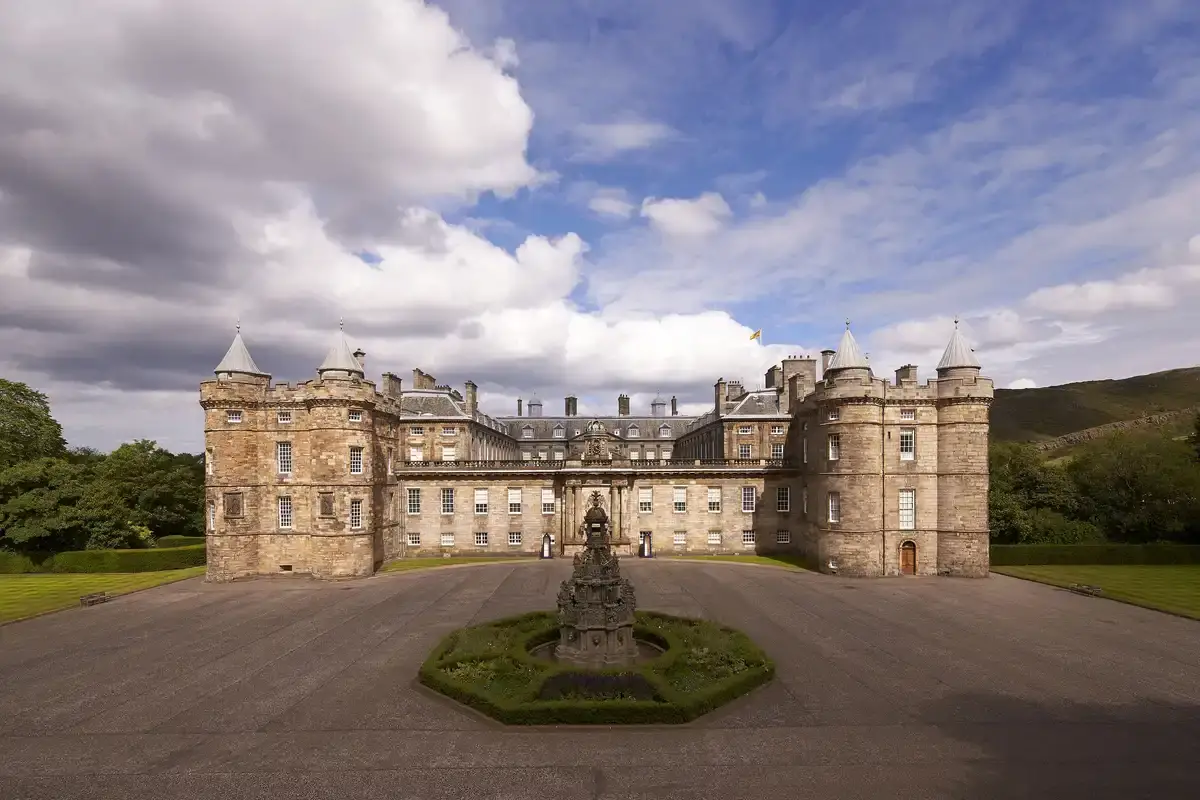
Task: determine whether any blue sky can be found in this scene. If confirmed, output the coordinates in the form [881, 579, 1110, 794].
[2, 0, 1199, 450]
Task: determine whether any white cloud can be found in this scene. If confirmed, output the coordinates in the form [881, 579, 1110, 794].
[640, 192, 732, 238]
[1008, 378, 1037, 389]
[570, 119, 676, 161]
[587, 188, 636, 219]
[1024, 263, 1200, 316]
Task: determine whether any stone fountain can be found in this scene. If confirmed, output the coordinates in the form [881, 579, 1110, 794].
[554, 491, 639, 667]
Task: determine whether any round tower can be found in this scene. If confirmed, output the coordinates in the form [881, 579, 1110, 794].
[814, 323, 885, 576]
[934, 321, 992, 577]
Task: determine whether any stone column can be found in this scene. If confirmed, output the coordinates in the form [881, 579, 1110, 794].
[612, 479, 627, 542]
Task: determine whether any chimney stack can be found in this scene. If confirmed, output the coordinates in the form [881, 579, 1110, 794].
[895, 364, 918, 384]
[617, 394, 630, 417]
[764, 365, 783, 389]
[517, 398, 523, 417]
[464, 381, 477, 416]
[780, 355, 817, 414]
[380, 372, 403, 397]
[714, 379, 727, 418]
[670, 396, 678, 416]
[787, 374, 802, 416]
[352, 348, 366, 370]
[820, 349, 836, 376]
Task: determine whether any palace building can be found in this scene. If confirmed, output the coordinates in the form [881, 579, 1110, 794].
[199, 322, 992, 581]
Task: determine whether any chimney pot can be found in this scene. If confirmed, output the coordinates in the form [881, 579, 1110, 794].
[517, 398, 523, 417]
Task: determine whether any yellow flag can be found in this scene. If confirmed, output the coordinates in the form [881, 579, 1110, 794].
[750, 329, 762, 341]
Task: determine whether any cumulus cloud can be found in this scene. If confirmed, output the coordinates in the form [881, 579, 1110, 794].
[640, 192, 733, 238]
[1008, 378, 1037, 389]
[587, 188, 637, 219]
[570, 120, 676, 162]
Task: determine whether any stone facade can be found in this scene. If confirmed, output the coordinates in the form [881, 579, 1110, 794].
[200, 324, 991, 581]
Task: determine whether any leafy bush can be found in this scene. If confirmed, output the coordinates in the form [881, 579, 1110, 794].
[991, 543, 1200, 566]
[419, 610, 774, 725]
[156, 535, 206, 548]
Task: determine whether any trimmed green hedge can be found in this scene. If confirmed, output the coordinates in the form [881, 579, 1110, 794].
[419, 610, 774, 725]
[156, 535, 207, 548]
[991, 543, 1200, 566]
[0, 544, 206, 574]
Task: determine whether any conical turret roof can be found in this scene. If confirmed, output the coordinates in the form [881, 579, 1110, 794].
[826, 323, 868, 371]
[937, 321, 980, 370]
[214, 326, 269, 377]
[318, 323, 364, 377]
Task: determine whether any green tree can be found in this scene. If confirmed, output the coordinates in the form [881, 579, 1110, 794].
[988, 441, 1091, 543]
[93, 440, 205, 539]
[0, 457, 97, 551]
[0, 379, 66, 470]
[1067, 431, 1200, 544]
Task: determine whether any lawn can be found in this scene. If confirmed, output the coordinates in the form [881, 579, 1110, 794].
[379, 557, 527, 573]
[993, 565, 1200, 620]
[0, 567, 206, 625]
[662, 553, 811, 571]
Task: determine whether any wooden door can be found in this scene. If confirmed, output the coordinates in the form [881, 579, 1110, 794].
[900, 541, 917, 575]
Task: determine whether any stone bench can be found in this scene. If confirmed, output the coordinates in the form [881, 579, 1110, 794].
[79, 592, 109, 607]
[1068, 584, 1104, 597]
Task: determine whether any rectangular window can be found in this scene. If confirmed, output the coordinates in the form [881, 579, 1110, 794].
[771, 443, 784, 459]
[899, 408, 916, 421]
[776, 529, 790, 544]
[541, 488, 555, 515]
[630, 451, 640, 460]
[440, 532, 455, 547]
[226, 409, 243, 424]
[522, 428, 533, 439]
[737, 425, 752, 435]
[348, 410, 363, 423]
[407, 531, 421, 546]
[659, 426, 671, 438]
[707, 487, 721, 512]
[899, 428, 916, 461]
[627, 427, 640, 438]
[474, 488, 489, 515]
[474, 531, 489, 547]
[223, 492, 243, 518]
[827, 434, 840, 461]
[828, 408, 840, 422]
[707, 530, 722, 545]
[645, 448, 655, 460]
[277, 409, 292, 424]
[553, 428, 565, 438]
[441, 488, 455, 514]
[771, 425, 784, 435]
[661, 449, 671, 460]
[277, 441, 293, 474]
[208, 502, 215, 530]
[639, 487, 653, 513]
[409, 447, 424, 462]
[278, 496, 293, 529]
[522, 451, 532, 460]
[553, 450, 564, 460]
[741, 486, 756, 512]
[828, 492, 841, 523]
[508, 531, 522, 546]
[441, 446, 457, 462]
[673, 486, 687, 513]
[349, 499, 363, 530]
[673, 531, 686, 546]
[738, 444, 752, 459]
[508, 488, 522, 514]
[407, 488, 421, 515]
[442, 426, 457, 436]
[349, 446, 364, 474]
[742, 529, 755, 545]
[776, 486, 790, 512]
[538, 450, 548, 461]
[319, 492, 334, 517]
[899, 489, 916, 530]
[411, 425, 425, 436]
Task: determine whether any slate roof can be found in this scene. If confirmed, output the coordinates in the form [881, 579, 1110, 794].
[936, 323, 981, 370]
[826, 326, 868, 371]
[317, 328, 364, 376]
[685, 388, 787, 432]
[397, 389, 508, 432]
[213, 330, 269, 377]
[498, 415, 697, 441]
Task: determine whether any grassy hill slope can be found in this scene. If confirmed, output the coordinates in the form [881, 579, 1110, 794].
[991, 366, 1200, 442]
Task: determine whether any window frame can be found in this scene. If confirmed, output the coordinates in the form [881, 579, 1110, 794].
[278, 496, 293, 529]
[226, 409, 243, 424]
[899, 488, 916, 530]
[440, 488, 455, 515]
[474, 531, 489, 547]
[899, 428, 916, 461]
[276, 441, 293, 475]
[672, 485, 687, 513]
[349, 445, 364, 475]
[638, 487, 653, 513]
[541, 488, 555, 515]
[508, 488, 523, 514]
[407, 531, 421, 546]
[348, 409, 363, 423]
[742, 529, 756, 546]
[349, 499, 363, 530]
[406, 487, 421, 515]
[474, 488, 489, 515]
[741, 486, 756, 513]
[776, 486, 790, 512]
[508, 531, 522, 547]
[738, 443, 752, 459]
[827, 433, 840, 461]
[828, 492, 841, 523]
[277, 409, 293, 424]
[707, 486, 721, 513]
[776, 529, 790, 544]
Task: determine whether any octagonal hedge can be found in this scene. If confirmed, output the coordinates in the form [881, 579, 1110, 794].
[418, 610, 774, 725]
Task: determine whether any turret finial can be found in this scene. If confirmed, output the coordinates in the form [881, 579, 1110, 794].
[954, 316, 960, 328]
[235, 318, 241, 334]
[845, 318, 851, 330]
[339, 316, 344, 331]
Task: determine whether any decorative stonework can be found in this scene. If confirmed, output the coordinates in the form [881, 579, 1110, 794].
[555, 491, 639, 667]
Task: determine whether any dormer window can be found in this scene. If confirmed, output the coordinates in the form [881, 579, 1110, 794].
[627, 425, 640, 438]
[553, 425, 565, 438]
[348, 409, 363, 422]
[522, 426, 533, 439]
[226, 410, 243, 424]
[659, 425, 671, 438]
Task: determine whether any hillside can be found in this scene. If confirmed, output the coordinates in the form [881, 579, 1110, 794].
[990, 366, 1200, 442]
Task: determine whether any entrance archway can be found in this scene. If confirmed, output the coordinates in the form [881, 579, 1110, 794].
[900, 540, 917, 575]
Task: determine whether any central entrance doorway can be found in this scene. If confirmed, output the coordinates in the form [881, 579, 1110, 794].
[900, 541, 917, 575]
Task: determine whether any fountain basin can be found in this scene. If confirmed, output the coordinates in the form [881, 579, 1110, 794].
[528, 636, 664, 665]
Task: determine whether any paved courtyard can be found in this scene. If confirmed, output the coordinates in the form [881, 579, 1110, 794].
[0, 560, 1197, 799]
